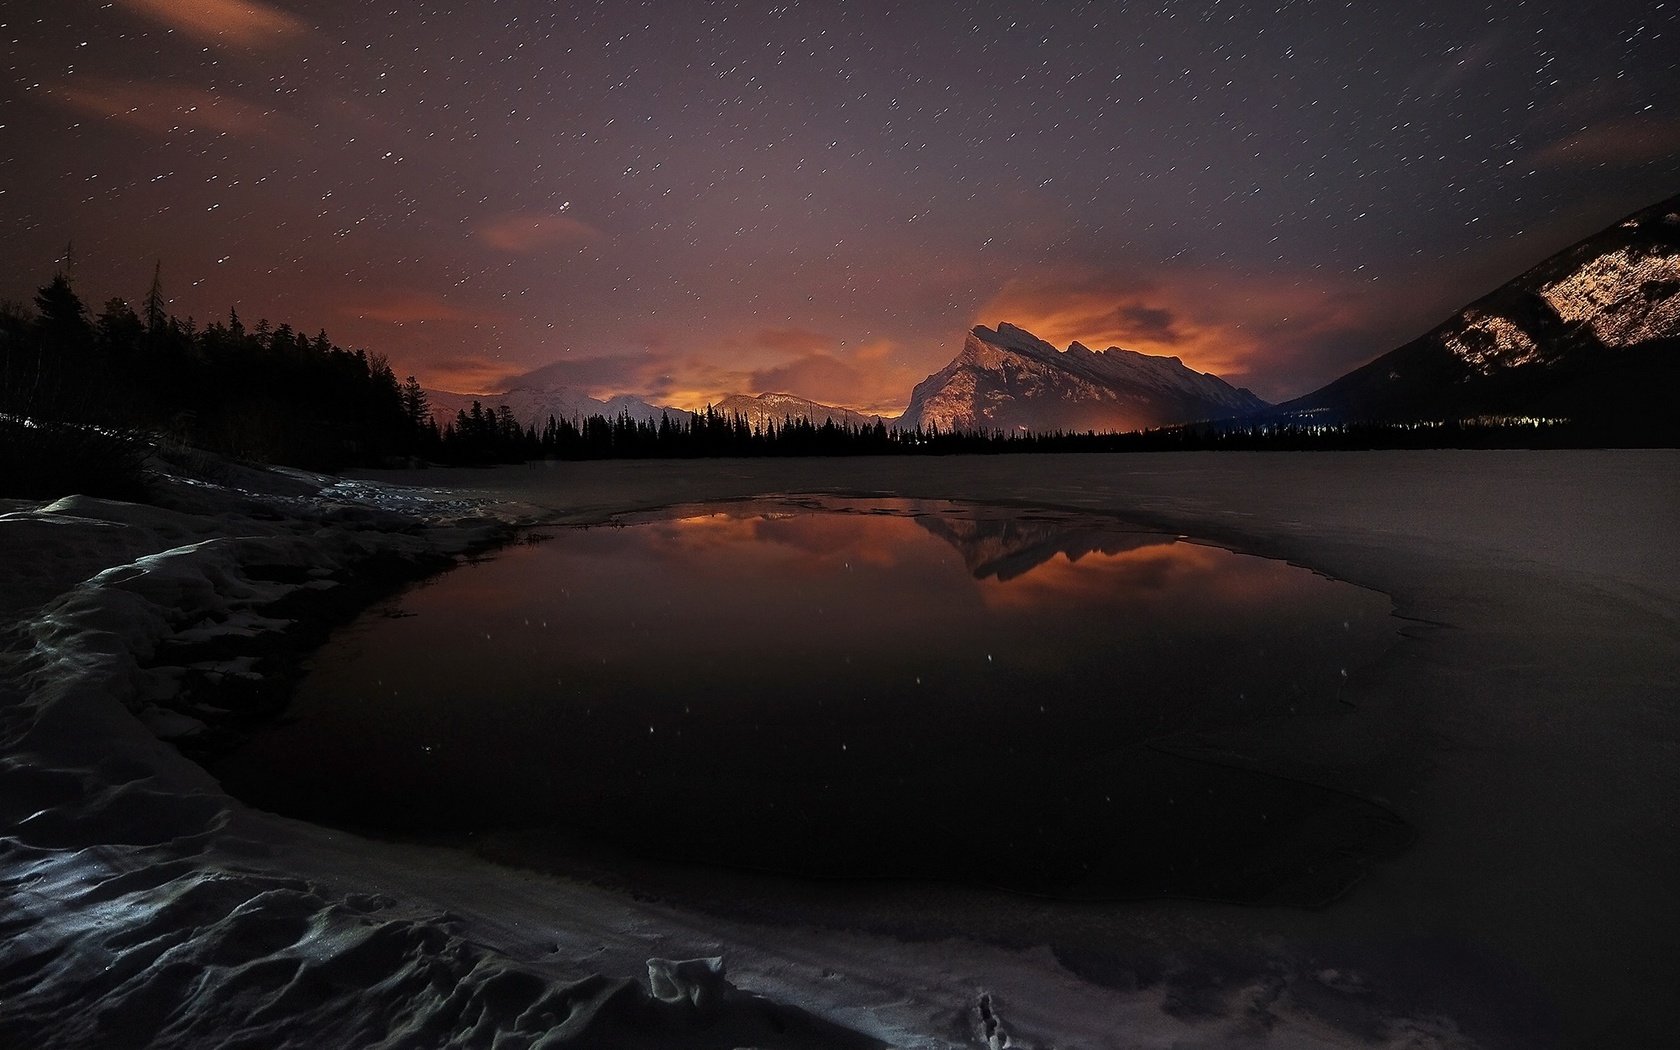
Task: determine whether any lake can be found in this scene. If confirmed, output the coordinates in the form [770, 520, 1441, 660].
[217, 496, 1406, 903]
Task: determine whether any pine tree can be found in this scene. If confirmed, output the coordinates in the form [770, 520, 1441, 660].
[143, 261, 167, 333]
[32, 274, 92, 354]
[96, 298, 143, 353]
[399, 376, 429, 431]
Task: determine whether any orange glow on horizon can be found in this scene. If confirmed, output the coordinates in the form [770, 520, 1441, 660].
[977, 270, 1368, 395]
[420, 358, 524, 394]
[977, 285, 1256, 382]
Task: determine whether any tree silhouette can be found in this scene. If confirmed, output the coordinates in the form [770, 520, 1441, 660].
[143, 261, 167, 333]
[33, 274, 92, 356]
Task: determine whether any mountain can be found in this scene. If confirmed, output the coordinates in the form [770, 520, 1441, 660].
[709, 392, 885, 431]
[424, 384, 683, 430]
[425, 384, 882, 435]
[897, 323, 1269, 434]
[1277, 193, 1680, 426]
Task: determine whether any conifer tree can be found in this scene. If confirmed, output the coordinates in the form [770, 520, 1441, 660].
[32, 274, 92, 354]
[399, 376, 429, 431]
[143, 261, 167, 333]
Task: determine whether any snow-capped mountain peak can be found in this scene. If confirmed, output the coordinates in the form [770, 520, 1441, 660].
[900, 323, 1267, 434]
[708, 392, 885, 431]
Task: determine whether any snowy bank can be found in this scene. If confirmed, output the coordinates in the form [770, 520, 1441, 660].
[0, 457, 878, 1048]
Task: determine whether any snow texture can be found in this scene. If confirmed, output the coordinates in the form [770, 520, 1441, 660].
[1440, 309, 1544, 374]
[1540, 246, 1680, 347]
[0, 456, 912, 1048]
[709, 392, 887, 431]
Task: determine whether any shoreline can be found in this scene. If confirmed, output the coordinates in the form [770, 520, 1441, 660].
[2, 449, 1675, 1048]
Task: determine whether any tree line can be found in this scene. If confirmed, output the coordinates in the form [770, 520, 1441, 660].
[432, 400, 1603, 465]
[2, 265, 431, 490]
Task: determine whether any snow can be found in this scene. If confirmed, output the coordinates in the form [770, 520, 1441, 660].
[1441, 309, 1544, 373]
[4, 449, 1675, 1048]
[975, 322, 1262, 408]
[903, 324, 1266, 433]
[711, 392, 886, 431]
[1540, 246, 1680, 346]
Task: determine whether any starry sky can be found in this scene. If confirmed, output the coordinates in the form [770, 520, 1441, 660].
[4, 1, 1677, 411]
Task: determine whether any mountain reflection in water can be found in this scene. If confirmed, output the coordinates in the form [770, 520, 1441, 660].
[217, 498, 1407, 905]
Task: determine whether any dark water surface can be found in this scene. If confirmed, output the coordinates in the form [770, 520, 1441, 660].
[218, 498, 1407, 903]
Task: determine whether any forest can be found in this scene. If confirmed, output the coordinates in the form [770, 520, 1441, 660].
[1, 267, 425, 496]
[0, 265, 1617, 499]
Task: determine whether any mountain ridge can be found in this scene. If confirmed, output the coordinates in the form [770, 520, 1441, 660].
[896, 323, 1269, 434]
[424, 193, 1680, 438]
[708, 392, 886, 432]
[1273, 192, 1680, 426]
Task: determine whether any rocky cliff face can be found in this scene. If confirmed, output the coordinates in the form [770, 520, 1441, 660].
[896, 323, 1268, 434]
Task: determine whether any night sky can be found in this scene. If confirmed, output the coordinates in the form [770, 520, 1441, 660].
[4, 1, 1677, 411]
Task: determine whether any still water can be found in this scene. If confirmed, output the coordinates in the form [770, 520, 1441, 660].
[218, 498, 1406, 902]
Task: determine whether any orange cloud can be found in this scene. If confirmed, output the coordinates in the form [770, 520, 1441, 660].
[51, 78, 292, 139]
[977, 268, 1365, 394]
[640, 361, 755, 413]
[1534, 117, 1680, 169]
[114, 0, 307, 48]
[419, 355, 523, 393]
[479, 212, 601, 252]
[747, 350, 924, 416]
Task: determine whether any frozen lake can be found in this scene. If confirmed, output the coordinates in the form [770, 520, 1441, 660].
[218, 497, 1403, 902]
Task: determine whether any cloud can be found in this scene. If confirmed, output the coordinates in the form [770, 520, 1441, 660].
[979, 272, 1235, 365]
[749, 354, 866, 398]
[508, 336, 925, 416]
[746, 345, 928, 415]
[753, 327, 833, 355]
[421, 355, 523, 394]
[503, 354, 658, 391]
[1114, 304, 1185, 345]
[114, 0, 307, 48]
[345, 292, 495, 326]
[977, 267, 1373, 399]
[50, 78, 294, 139]
[1533, 117, 1680, 169]
[497, 347, 738, 410]
[479, 212, 601, 253]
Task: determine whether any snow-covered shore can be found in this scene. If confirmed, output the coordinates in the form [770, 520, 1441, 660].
[3, 450, 1675, 1048]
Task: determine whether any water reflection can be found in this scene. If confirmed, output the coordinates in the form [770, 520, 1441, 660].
[217, 498, 1406, 904]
